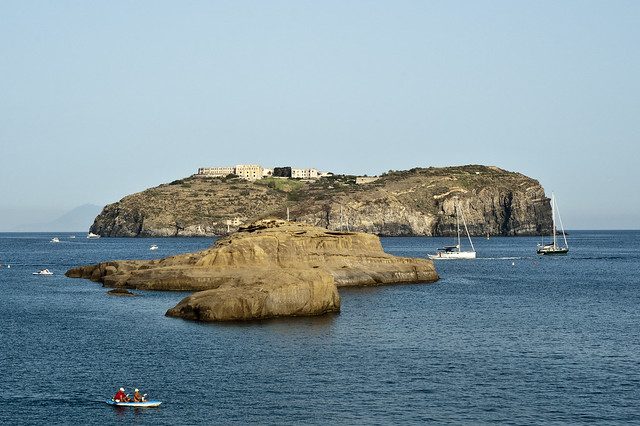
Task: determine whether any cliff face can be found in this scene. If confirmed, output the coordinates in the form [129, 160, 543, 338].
[91, 165, 552, 237]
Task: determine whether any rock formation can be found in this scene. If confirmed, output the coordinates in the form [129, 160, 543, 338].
[89, 165, 552, 237]
[166, 269, 339, 322]
[107, 288, 136, 296]
[66, 219, 439, 322]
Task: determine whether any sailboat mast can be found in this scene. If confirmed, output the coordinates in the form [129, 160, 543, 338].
[555, 195, 569, 248]
[551, 193, 557, 249]
[459, 203, 476, 252]
[456, 203, 461, 252]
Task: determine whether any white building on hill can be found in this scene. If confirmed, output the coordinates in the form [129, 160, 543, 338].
[292, 168, 319, 179]
[197, 164, 327, 180]
[235, 164, 263, 180]
[197, 166, 235, 177]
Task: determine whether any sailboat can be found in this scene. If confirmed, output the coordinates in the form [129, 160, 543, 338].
[537, 193, 569, 255]
[428, 201, 476, 260]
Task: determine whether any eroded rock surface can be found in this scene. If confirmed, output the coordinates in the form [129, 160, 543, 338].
[67, 220, 439, 321]
[166, 269, 339, 321]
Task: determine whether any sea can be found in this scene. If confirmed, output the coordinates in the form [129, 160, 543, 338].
[0, 231, 638, 425]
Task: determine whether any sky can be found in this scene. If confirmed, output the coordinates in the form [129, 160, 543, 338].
[1, 0, 638, 230]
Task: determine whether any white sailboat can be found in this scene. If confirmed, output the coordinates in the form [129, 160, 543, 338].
[537, 193, 569, 255]
[428, 201, 476, 260]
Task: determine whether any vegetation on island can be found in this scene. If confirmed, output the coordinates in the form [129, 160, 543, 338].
[90, 165, 552, 237]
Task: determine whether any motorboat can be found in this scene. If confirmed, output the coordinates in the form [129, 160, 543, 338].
[50, 237, 60, 243]
[537, 193, 569, 255]
[69, 235, 76, 239]
[150, 244, 159, 251]
[428, 200, 476, 260]
[33, 269, 53, 275]
[87, 232, 101, 239]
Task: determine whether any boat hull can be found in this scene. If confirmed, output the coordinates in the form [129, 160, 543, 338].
[428, 251, 476, 260]
[105, 400, 162, 407]
[537, 248, 569, 255]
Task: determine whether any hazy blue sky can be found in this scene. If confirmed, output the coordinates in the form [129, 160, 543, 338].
[1, 1, 638, 230]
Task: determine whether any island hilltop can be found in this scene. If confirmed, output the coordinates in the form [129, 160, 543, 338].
[90, 164, 552, 237]
[67, 219, 439, 322]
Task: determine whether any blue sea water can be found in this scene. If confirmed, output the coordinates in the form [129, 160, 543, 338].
[0, 231, 639, 425]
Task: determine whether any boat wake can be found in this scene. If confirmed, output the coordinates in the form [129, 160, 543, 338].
[11, 394, 97, 406]
[573, 256, 627, 260]
[476, 256, 527, 260]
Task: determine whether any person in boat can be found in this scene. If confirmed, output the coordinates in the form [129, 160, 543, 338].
[113, 387, 129, 402]
[132, 388, 144, 402]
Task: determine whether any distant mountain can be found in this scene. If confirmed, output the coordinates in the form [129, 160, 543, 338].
[15, 204, 103, 232]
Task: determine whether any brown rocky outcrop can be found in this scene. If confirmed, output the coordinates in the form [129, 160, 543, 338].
[166, 269, 339, 322]
[66, 220, 439, 321]
[107, 288, 136, 296]
[89, 165, 552, 237]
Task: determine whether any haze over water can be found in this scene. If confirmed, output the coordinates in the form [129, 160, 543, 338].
[1, 232, 638, 424]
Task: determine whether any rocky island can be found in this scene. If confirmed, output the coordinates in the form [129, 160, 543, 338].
[66, 219, 439, 322]
[89, 165, 552, 237]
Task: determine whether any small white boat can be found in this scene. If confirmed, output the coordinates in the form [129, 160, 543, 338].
[69, 235, 76, 239]
[50, 237, 60, 243]
[87, 232, 100, 239]
[428, 200, 476, 260]
[105, 400, 162, 408]
[150, 244, 159, 251]
[33, 269, 53, 275]
[429, 245, 477, 260]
